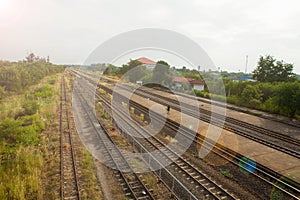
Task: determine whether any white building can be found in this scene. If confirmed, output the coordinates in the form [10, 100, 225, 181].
[173, 77, 205, 91]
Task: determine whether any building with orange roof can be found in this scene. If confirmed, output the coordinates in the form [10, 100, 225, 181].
[173, 76, 205, 91]
[136, 57, 157, 70]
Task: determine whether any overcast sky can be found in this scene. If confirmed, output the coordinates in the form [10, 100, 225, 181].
[1, 0, 300, 73]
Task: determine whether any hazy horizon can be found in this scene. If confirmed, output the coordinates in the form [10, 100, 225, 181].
[1, 0, 300, 73]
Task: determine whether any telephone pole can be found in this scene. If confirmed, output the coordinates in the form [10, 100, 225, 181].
[245, 55, 248, 74]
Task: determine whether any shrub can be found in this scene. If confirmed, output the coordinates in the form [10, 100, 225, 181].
[22, 100, 39, 115]
[34, 86, 53, 98]
[227, 95, 242, 106]
[48, 79, 56, 85]
[0, 116, 43, 147]
[0, 86, 6, 100]
[211, 94, 226, 102]
[241, 85, 262, 108]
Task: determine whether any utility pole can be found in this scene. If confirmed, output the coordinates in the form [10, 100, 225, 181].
[245, 55, 248, 74]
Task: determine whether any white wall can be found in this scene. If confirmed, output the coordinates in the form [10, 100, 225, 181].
[175, 82, 182, 88]
[193, 84, 204, 91]
[143, 64, 156, 70]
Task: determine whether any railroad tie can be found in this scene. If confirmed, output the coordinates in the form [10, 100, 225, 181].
[198, 178, 206, 183]
[125, 192, 132, 196]
[220, 196, 228, 200]
[63, 195, 78, 200]
[137, 196, 151, 200]
[130, 185, 141, 190]
[208, 186, 216, 191]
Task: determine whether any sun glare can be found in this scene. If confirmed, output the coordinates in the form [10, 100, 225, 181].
[0, 0, 24, 24]
[0, 0, 10, 10]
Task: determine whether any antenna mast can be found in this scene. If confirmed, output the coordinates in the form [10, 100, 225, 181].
[245, 55, 248, 74]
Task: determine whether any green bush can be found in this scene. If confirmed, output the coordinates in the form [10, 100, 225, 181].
[0, 86, 6, 100]
[0, 61, 64, 93]
[205, 79, 300, 118]
[260, 97, 279, 113]
[34, 86, 53, 98]
[48, 79, 56, 85]
[22, 100, 39, 115]
[193, 90, 211, 98]
[0, 116, 43, 147]
[227, 95, 242, 106]
[211, 94, 226, 102]
[240, 85, 262, 108]
[21, 115, 45, 133]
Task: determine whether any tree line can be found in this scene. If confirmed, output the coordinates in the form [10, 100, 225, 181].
[198, 55, 300, 118]
[197, 80, 300, 118]
[103, 59, 173, 87]
[0, 55, 64, 99]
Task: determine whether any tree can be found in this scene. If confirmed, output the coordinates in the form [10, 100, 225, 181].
[124, 65, 149, 83]
[0, 59, 64, 94]
[119, 60, 143, 75]
[118, 60, 149, 83]
[274, 82, 300, 117]
[25, 53, 36, 62]
[152, 60, 171, 86]
[103, 64, 119, 75]
[253, 55, 296, 82]
[257, 82, 276, 102]
[241, 85, 263, 108]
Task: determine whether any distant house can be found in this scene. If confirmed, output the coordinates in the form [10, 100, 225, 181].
[173, 77, 205, 91]
[136, 57, 156, 70]
[239, 76, 257, 82]
[226, 76, 239, 82]
[226, 75, 256, 82]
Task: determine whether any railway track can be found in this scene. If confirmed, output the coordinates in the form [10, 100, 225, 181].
[95, 86, 300, 198]
[60, 75, 81, 200]
[93, 71, 300, 129]
[126, 96, 300, 199]
[153, 86, 300, 129]
[97, 83, 300, 159]
[93, 85, 238, 199]
[73, 69, 300, 128]
[72, 69, 300, 199]
[74, 77, 200, 199]
[140, 86, 300, 145]
[73, 79, 156, 200]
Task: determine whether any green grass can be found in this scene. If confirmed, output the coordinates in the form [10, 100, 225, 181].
[219, 170, 233, 178]
[0, 146, 43, 200]
[0, 73, 62, 199]
[101, 112, 110, 119]
[79, 148, 102, 199]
